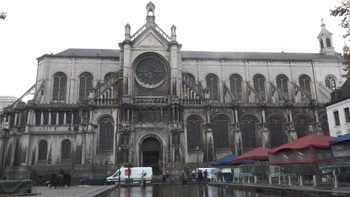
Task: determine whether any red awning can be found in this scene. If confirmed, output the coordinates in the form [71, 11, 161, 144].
[233, 147, 270, 162]
[269, 134, 334, 154]
[268, 134, 335, 165]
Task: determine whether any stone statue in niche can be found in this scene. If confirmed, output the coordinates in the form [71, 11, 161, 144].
[172, 133, 180, 145]
[175, 148, 180, 162]
[121, 132, 129, 146]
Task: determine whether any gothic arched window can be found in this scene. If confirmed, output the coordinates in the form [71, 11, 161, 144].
[79, 72, 93, 101]
[184, 72, 196, 81]
[187, 115, 202, 149]
[294, 114, 310, 138]
[268, 116, 287, 148]
[213, 115, 229, 148]
[230, 74, 243, 100]
[206, 73, 219, 101]
[104, 72, 115, 82]
[325, 75, 336, 91]
[61, 139, 71, 160]
[241, 116, 257, 151]
[276, 74, 289, 99]
[38, 140, 48, 161]
[253, 74, 266, 100]
[299, 75, 312, 101]
[320, 114, 330, 136]
[321, 120, 330, 136]
[99, 116, 114, 151]
[52, 72, 67, 101]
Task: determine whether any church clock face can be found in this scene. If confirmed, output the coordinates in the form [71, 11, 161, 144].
[135, 57, 166, 88]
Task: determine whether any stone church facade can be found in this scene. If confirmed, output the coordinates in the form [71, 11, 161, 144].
[0, 2, 345, 180]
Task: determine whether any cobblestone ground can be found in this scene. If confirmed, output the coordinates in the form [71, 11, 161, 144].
[33, 185, 116, 197]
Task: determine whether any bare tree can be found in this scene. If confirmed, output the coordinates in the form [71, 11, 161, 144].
[331, 0, 350, 80]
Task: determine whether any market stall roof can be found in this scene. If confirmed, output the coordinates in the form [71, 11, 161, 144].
[269, 134, 334, 154]
[212, 154, 254, 166]
[329, 133, 350, 145]
[268, 134, 335, 165]
[233, 147, 270, 162]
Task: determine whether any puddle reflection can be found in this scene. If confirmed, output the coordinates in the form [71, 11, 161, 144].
[106, 184, 285, 197]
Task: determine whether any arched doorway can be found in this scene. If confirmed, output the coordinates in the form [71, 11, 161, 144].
[141, 137, 161, 174]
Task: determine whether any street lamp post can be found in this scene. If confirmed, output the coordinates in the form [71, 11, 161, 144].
[196, 146, 199, 170]
[105, 154, 108, 178]
[118, 146, 121, 187]
[1, 122, 9, 172]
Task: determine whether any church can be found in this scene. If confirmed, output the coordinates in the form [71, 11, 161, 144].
[0, 2, 345, 181]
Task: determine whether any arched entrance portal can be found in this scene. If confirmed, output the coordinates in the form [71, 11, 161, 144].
[141, 137, 161, 175]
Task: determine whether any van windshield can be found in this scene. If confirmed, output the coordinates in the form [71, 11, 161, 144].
[113, 170, 121, 177]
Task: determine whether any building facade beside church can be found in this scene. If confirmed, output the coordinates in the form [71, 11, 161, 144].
[0, 2, 346, 180]
[326, 78, 350, 137]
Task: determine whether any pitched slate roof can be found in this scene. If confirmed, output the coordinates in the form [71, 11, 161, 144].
[54, 48, 117, 58]
[326, 79, 350, 106]
[181, 51, 339, 61]
[48, 48, 340, 61]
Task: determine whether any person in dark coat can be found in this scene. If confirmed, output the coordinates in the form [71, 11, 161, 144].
[203, 170, 208, 182]
[162, 172, 166, 183]
[197, 170, 203, 182]
[165, 171, 170, 183]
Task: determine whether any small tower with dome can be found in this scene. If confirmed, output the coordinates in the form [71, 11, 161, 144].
[317, 19, 335, 55]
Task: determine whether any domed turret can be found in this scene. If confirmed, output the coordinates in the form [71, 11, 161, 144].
[317, 19, 335, 55]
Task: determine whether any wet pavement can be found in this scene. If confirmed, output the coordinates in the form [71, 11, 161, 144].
[28, 181, 350, 197]
[210, 181, 350, 196]
[32, 185, 116, 197]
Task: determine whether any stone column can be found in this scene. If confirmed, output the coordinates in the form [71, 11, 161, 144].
[122, 43, 132, 96]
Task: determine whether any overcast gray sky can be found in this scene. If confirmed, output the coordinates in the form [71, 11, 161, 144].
[0, 0, 347, 98]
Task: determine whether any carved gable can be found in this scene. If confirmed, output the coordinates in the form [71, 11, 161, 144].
[137, 32, 163, 47]
[132, 28, 168, 49]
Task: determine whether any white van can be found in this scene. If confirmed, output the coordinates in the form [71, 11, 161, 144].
[106, 167, 153, 184]
[196, 168, 220, 182]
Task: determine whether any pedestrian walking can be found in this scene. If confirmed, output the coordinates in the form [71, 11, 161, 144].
[203, 170, 208, 183]
[191, 171, 196, 182]
[162, 172, 166, 183]
[165, 171, 170, 182]
[197, 170, 203, 182]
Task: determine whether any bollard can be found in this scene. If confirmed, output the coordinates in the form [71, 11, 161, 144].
[299, 175, 303, 186]
[278, 175, 281, 185]
[254, 176, 257, 184]
[143, 179, 146, 188]
[313, 175, 317, 187]
[269, 175, 272, 185]
[334, 174, 338, 188]
[288, 176, 291, 186]
[248, 176, 250, 183]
